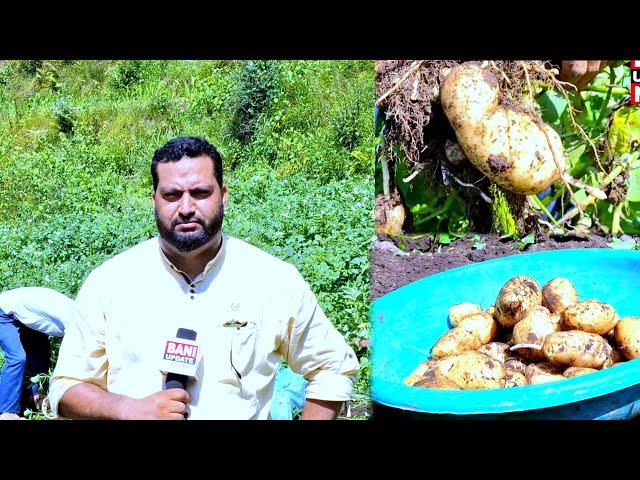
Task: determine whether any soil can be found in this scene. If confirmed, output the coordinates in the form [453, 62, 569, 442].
[371, 233, 640, 300]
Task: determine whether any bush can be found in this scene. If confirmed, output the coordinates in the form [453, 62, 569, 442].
[332, 85, 369, 151]
[228, 60, 281, 144]
[53, 98, 76, 134]
[110, 60, 145, 90]
[19, 60, 43, 76]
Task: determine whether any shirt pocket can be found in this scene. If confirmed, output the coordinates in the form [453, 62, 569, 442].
[215, 322, 258, 382]
[230, 322, 258, 380]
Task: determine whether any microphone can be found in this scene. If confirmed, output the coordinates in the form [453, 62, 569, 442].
[160, 328, 200, 391]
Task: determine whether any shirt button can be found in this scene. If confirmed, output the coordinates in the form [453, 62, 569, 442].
[190, 289, 195, 293]
[190, 295, 195, 300]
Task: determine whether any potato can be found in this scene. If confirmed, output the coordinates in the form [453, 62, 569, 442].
[614, 316, 640, 360]
[436, 351, 505, 390]
[413, 368, 461, 390]
[414, 376, 460, 390]
[477, 342, 511, 363]
[440, 62, 566, 195]
[511, 305, 559, 362]
[502, 372, 527, 388]
[504, 358, 528, 375]
[375, 193, 405, 235]
[542, 331, 609, 368]
[561, 300, 618, 335]
[563, 367, 597, 378]
[525, 362, 562, 381]
[404, 359, 439, 386]
[542, 277, 578, 314]
[449, 302, 484, 327]
[495, 276, 542, 328]
[525, 362, 564, 384]
[431, 312, 499, 359]
[602, 342, 624, 368]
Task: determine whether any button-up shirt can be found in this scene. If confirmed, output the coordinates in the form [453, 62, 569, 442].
[48, 235, 359, 419]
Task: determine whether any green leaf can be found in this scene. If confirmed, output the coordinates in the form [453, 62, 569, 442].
[517, 232, 535, 251]
[607, 237, 638, 250]
[608, 107, 640, 158]
[626, 152, 640, 202]
[567, 143, 589, 178]
[594, 200, 640, 235]
[537, 90, 568, 125]
[439, 233, 452, 245]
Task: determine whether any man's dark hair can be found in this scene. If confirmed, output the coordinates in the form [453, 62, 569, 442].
[151, 136, 223, 190]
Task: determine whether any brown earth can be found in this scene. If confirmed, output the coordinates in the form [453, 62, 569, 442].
[371, 233, 639, 300]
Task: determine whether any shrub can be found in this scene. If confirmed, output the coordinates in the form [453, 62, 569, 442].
[228, 60, 281, 144]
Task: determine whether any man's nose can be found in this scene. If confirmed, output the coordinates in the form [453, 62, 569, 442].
[178, 193, 196, 216]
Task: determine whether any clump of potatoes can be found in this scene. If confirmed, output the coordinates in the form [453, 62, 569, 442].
[406, 276, 640, 390]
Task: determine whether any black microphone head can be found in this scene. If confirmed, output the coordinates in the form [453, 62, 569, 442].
[164, 373, 187, 390]
[176, 328, 197, 341]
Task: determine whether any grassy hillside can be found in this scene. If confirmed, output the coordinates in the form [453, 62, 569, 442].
[0, 60, 373, 415]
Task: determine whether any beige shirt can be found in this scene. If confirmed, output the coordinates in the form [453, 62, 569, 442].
[48, 235, 359, 419]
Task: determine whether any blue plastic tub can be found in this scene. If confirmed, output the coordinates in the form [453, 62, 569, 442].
[371, 248, 640, 419]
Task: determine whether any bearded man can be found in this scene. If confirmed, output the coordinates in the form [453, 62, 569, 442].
[48, 136, 358, 420]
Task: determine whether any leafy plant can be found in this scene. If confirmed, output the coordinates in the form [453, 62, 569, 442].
[332, 84, 368, 150]
[53, 97, 76, 134]
[228, 60, 281, 144]
[35, 61, 62, 91]
[110, 60, 145, 90]
[517, 232, 536, 251]
[19, 60, 43, 76]
[537, 62, 637, 235]
[607, 237, 639, 250]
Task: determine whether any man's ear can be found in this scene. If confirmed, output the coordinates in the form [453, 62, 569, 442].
[221, 184, 228, 208]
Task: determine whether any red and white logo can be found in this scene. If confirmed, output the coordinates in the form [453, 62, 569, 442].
[632, 60, 640, 105]
[164, 340, 199, 365]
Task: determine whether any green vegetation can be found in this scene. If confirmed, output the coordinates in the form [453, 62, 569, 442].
[537, 63, 639, 238]
[0, 60, 373, 417]
[376, 61, 637, 247]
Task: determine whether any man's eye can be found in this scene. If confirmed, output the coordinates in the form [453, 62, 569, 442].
[164, 192, 181, 201]
[193, 190, 212, 199]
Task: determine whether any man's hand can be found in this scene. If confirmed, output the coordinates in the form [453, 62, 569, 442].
[58, 383, 190, 420]
[558, 60, 610, 90]
[124, 388, 191, 420]
[300, 398, 343, 420]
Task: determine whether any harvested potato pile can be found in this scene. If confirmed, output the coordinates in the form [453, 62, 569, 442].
[406, 276, 640, 390]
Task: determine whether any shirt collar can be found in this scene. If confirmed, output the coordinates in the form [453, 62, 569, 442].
[158, 234, 228, 283]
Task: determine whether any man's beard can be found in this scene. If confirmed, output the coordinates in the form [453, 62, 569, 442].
[155, 208, 224, 253]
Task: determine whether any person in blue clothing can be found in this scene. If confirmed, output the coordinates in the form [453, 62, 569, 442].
[0, 287, 78, 418]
